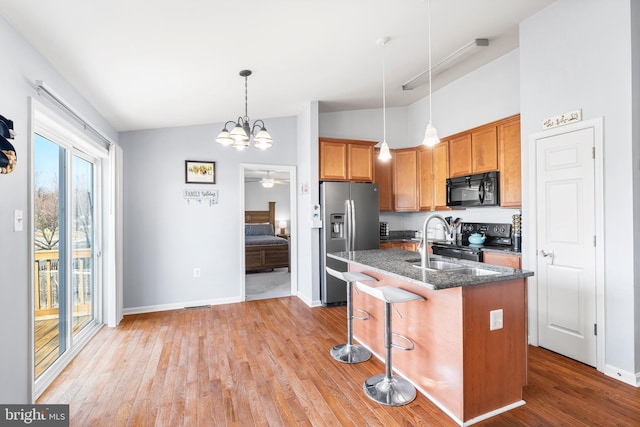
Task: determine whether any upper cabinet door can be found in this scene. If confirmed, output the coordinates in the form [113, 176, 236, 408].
[498, 115, 522, 207]
[348, 143, 374, 182]
[417, 146, 434, 211]
[374, 149, 394, 211]
[393, 148, 418, 211]
[448, 133, 472, 177]
[471, 125, 498, 173]
[432, 141, 450, 210]
[319, 140, 348, 181]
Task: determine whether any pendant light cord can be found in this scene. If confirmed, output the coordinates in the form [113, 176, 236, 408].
[428, 0, 433, 123]
[382, 41, 387, 142]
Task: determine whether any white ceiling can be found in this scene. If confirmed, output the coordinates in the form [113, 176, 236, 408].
[0, 0, 554, 132]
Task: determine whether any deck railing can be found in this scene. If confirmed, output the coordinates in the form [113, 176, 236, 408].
[34, 249, 92, 319]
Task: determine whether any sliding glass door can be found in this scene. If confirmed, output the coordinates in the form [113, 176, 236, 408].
[34, 133, 98, 379]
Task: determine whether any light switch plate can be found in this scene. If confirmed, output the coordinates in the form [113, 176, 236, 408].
[14, 209, 23, 232]
[490, 309, 503, 331]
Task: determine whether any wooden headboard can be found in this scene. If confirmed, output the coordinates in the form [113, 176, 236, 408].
[245, 201, 276, 230]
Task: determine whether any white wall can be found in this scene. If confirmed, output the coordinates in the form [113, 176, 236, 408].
[407, 49, 521, 146]
[320, 106, 408, 146]
[118, 116, 297, 311]
[0, 15, 117, 403]
[520, 0, 638, 379]
[631, 0, 640, 374]
[296, 101, 321, 305]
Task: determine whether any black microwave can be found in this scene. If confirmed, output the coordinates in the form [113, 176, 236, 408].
[446, 171, 500, 208]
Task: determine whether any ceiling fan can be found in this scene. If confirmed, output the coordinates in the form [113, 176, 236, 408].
[245, 170, 289, 188]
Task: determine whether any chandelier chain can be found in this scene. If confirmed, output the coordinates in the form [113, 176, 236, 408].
[244, 75, 249, 119]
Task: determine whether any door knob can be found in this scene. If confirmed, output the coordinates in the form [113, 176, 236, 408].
[540, 249, 555, 263]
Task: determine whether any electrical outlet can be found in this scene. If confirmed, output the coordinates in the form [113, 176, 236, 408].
[193, 268, 201, 278]
[490, 309, 503, 331]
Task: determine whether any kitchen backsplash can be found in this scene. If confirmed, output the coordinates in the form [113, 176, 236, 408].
[379, 207, 521, 232]
[388, 230, 418, 240]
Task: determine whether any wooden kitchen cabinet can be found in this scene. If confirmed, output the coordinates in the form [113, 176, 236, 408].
[418, 145, 435, 210]
[483, 251, 521, 269]
[472, 125, 498, 173]
[374, 148, 394, 211]
[432, 141, 450, 210]
[348, 142, 375, 181]
[448, 133, 472, 177]
[380, 241, 419, 251]
[393, 148, 419, 211]
[498, 115, 522, 207]
[448, 125, 498, 177]
[319, 137, 375, 182]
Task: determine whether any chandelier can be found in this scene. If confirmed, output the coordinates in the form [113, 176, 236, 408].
[215, 70, 273, 150]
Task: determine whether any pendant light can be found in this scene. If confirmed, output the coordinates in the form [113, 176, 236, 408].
[215, 70, 273, 151]
[423, 0, 440, 147]
[377, 37, 392, 161]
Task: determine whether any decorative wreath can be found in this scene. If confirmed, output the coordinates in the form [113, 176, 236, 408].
[0, 114, 16, 174]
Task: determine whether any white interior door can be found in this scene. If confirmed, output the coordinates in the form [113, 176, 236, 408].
[536, 126, 597, 367]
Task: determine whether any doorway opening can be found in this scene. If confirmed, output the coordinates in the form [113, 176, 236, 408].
[241, 164, 297, 301]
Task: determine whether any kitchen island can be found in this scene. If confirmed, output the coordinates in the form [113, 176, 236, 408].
[328, 249, 533, 426]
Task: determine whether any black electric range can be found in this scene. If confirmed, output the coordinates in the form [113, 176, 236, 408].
[430, 222, 513, 262]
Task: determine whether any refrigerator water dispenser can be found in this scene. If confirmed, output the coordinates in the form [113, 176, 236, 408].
[330, 214, 345, 239]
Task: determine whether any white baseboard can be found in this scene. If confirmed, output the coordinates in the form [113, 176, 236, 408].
[295, 292, 322, 307]
[123, 296, 242, 315]
[604, 364, 640, 387]
[123, 294, 321, 316]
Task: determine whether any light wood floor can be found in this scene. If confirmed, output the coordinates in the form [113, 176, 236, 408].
[38, 297, 640, 426]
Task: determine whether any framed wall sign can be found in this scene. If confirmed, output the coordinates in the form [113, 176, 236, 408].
[185, 160, 215, 184]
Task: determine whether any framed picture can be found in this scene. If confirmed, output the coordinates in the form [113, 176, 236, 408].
[185, 160, 215, 184]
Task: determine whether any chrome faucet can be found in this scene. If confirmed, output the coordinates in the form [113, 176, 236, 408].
[421, 214, 452, 269]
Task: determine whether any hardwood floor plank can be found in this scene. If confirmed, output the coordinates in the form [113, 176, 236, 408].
[37, 297, 640, 427]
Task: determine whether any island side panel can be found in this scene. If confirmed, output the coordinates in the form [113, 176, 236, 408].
[462, 278, 527, 420]
[350, 267, 465, 420]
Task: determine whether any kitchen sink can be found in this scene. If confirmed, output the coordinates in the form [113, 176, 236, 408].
[407, 258, 500, 276]
[425, 260, 464, 270]
[410, 259, 464, 271]
[450, 267, 500, 276]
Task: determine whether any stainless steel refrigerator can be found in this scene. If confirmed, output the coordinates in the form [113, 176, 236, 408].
[320, 182, 380, 305]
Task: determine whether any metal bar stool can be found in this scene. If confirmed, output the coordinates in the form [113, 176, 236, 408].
[356, 283, 424, 406]
[325, 267, 375, 363]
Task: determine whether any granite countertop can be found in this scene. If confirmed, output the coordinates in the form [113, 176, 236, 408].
[328, 249, 533, 290]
